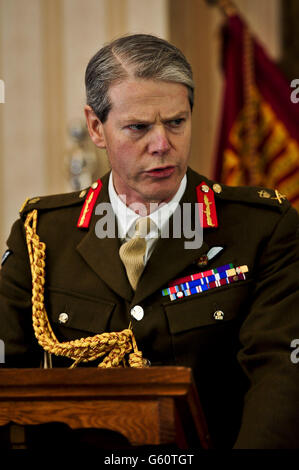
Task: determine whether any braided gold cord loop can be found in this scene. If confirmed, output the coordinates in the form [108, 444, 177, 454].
[24, 210, 145, 369]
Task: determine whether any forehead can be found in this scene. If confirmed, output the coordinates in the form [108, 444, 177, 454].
[107, 78, 190, 120]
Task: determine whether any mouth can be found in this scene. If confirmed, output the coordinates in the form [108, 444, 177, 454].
[144, 166, 176, 178]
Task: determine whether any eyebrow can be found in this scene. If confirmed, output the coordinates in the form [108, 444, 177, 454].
[121, 111, 190, 125]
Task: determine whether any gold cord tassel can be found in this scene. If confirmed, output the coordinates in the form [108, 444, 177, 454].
[24, 210, 145, 369]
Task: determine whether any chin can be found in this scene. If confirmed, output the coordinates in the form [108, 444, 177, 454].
[143, 188, 176, 204]
[151, 178, 181, 199]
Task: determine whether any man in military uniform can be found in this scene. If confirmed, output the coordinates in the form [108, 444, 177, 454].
[0, 34, 299, 449]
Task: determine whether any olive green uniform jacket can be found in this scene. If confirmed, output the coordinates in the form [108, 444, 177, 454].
[1, 167, 299, 449]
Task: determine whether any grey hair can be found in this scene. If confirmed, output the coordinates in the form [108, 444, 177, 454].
[85, 34, 194, 123]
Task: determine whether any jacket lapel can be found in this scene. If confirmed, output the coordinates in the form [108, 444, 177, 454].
[76, 173, 133, 301]
[133, 235, 209, 305]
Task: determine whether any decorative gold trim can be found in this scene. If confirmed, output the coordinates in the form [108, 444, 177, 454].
[78, 193, 94, 227]
[203, 195, 214, 227]
[29, 197, 41, 205]
[19, 198, 30, 214]
[24, 209, 145, 368]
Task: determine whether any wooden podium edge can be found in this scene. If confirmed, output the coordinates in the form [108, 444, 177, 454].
[0, 367, 213, 449]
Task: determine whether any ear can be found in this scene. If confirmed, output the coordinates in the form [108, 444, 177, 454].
[84, 105, 106, 148]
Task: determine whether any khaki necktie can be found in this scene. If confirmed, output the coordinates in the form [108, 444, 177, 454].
[119, 217, 152, 290]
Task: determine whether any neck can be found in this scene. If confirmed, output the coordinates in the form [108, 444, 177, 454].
[117, 192, 172, 216]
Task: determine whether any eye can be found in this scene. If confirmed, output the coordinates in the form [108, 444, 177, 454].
[167, 118, 185, 128]
[127, 123, 148, 132]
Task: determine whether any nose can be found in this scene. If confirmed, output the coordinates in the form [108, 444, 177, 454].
[147, 125, 171, 156]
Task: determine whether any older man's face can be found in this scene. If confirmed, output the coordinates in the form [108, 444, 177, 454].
[86, 78, 192, 208]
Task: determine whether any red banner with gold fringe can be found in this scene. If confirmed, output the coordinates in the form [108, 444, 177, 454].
[214, 14, 299, 211]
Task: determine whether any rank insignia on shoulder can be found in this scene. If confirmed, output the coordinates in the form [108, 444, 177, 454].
[258, 190, 271, 199]
[196, 182, 218, 228]
[77, 179, 102, 229]
[162, 264, 249, 301]
[258, 189, 287, 204]
[273, 189, 287, 204]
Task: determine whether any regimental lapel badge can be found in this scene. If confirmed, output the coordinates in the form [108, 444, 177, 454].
[196, 182, 218, 228]
[162, 264, 249, 301]
[77, 180, 103, 228]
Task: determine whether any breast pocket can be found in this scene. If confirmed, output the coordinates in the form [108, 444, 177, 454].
[163, 280, 253, 334]
[46, 288, 115, 341]
[162, 280, 253, 371]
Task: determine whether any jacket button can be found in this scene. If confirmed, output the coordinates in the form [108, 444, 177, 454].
[213, 183, 222, 194]
[79, 189, 87, 198]
[213, 310, 224, 321]
[58, 312, 69, 324]
[201, 184, 210, 193]
[130, 305, 144, 321]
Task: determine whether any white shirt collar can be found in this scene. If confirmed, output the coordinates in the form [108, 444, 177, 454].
[108, 172, 187, 240]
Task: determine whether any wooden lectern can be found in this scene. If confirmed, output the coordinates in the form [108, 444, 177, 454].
[0, 367, 212, 449]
